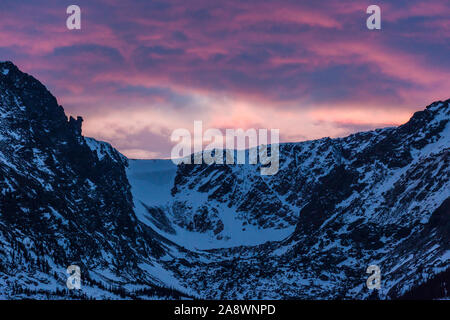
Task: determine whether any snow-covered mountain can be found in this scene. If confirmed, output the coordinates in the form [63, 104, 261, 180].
[0, 61, 448, 299]
[129, 99, 449, 299]
[0, 61, 188, 299]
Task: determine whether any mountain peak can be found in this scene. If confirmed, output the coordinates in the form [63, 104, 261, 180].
[0, 61, 178, 299]
[0, 61, 20, 77]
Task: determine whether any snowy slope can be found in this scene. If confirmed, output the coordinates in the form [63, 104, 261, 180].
[127, 159, 295, 250]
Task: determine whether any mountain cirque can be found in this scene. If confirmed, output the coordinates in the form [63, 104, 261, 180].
[0, 61, 448, 299]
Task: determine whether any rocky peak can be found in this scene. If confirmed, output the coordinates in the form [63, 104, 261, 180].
[0, 62, 182, 299]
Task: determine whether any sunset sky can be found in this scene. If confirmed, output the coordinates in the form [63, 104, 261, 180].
[1, 0, 449, 158]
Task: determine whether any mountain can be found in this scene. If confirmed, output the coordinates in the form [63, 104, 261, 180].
[130, 99, 449, 299]
[0, 61, 188, 299]
[0, 61, 448, 299]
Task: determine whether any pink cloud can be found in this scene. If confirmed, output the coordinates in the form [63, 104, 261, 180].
[1, 0, 448, 157]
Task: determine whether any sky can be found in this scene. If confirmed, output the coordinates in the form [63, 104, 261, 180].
[0, 0, 449, 158]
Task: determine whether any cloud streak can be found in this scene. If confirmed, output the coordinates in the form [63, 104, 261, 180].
[1, 0, 448, 158]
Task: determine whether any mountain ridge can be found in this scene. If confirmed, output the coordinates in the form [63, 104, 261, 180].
[0, 61, 448, 299]
[138, 97, 448, 299]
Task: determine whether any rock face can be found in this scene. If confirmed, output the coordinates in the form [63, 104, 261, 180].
[0, 61, 184, 299]
[0, 61, 448, 299]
